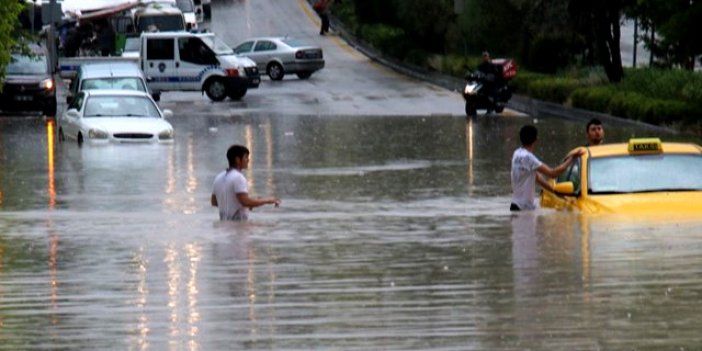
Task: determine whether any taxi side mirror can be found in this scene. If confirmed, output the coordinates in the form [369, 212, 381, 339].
[553, 182, 575, 195]
[162, 109, 173, 118]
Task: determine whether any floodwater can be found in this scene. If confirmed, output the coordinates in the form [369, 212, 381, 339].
[1, 113, 701, 350]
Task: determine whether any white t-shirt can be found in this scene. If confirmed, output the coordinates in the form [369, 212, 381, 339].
[212, 169, 249, 221]
[510, 147, 543, 210]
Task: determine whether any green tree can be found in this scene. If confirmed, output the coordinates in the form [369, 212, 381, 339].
[0, 0, 24, 90]
[628, 0, 702, 70]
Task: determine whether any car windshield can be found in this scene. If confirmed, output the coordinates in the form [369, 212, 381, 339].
[82, 78, 147, 92]
[6, 54, 47, 75]
[137, 15, 185, 32]
[176, 0, 194, 12]
[84, 96, 161, 118]
[589, 154, 702, 194]
[124, 38, 140, 52]
[281, 38, 310, 48]
[201, 35, 233, 55]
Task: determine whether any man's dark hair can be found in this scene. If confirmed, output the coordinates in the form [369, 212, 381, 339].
[586, 118, 602, 131]
[226, 144, 250, 167]
[519, 125, 538, 146]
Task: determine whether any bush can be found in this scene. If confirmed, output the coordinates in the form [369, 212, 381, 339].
[526, 77, 582, 103]
[510, 70, 549, 94]
[358, 24, 406, 58]
[571, 86, 615, 112]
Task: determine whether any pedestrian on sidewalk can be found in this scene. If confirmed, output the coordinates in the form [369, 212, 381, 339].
[313, 0, 332, 35]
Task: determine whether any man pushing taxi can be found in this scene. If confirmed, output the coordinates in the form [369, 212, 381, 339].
[510, 125, 582, 211]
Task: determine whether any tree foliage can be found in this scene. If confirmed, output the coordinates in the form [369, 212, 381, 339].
[339, 0, 699, 80]
[627, 0, 702, 70]
[0, 0, 25, 88]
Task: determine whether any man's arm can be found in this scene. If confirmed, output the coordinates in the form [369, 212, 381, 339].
[211, 194, 218, 207]
[236, 193, 280, 209]
[536, 150, 583, 178]
[536, 174, 554, 192]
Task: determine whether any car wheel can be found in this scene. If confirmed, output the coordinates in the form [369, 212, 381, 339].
[204, 78, 227, 101]
[77, 133, 84, 146]
[296, 71, 312, 80]
[227, 86, 247, 100]
[267, 62, 284, 81]
[495, 105, 505, 113]
[43, 99, 57, 116]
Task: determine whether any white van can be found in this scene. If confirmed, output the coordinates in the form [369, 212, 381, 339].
[133, 3, 186, 33]
[140, 32, 260, 101]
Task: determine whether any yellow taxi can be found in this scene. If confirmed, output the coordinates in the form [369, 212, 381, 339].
[541, 138, 702, 215]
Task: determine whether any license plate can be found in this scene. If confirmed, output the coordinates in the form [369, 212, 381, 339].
[14, 95, 32, 101]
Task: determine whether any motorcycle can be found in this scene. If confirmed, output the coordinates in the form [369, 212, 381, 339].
[462, 58, 517, 117]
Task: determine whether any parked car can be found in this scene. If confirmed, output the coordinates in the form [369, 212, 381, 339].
[67, 61, 153, 104]
[541, 138, 702, 215]
[0, 44, 57, 116]
[58, 90, 174, 146]
[233, 36, 324, 81]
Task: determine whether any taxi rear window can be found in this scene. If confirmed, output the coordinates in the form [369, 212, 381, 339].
[589, 154, 702, 194]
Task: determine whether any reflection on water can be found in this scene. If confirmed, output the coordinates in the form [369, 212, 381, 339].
[0, 115, 700, 349]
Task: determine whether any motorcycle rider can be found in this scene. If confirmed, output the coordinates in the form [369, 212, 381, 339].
[477, 51, 499, 106]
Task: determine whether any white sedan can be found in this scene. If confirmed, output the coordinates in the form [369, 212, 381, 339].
[58, 90, 175, 145]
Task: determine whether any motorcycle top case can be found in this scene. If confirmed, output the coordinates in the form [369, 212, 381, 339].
[491, 58, 518, 80]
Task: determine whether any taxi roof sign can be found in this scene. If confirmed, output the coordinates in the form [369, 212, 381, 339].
[628, 138, 663, 154]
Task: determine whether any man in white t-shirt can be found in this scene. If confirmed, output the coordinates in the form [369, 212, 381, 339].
[211, 145, 280, 221]
[510, 125, 581, 211]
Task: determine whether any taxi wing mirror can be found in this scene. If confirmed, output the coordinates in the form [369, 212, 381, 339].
[66, 95, 74, 105]
[162, 109, 173, 119]
[553, 181, 575, 195]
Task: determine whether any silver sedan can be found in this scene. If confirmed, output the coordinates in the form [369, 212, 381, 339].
[233, 37, 324, 81]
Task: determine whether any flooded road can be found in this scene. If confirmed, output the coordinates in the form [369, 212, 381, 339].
[1, 114, 701, 350]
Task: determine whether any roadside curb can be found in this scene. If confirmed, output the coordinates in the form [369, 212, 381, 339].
[319, 4, 679, 134]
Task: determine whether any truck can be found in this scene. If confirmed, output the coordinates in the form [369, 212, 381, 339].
[58, 31, 261, 101]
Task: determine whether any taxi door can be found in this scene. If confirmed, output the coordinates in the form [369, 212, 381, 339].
[142, 37, 179, 92]
[177, 37, 219, 91]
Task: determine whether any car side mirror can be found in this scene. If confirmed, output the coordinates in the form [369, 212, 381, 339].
[66, 95, 74, 105]
[553, 182, 575, 195]
[66, 109, 80, 118]
[162, 109, 173, 118]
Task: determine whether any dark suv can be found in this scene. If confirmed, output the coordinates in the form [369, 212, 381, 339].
[0, 44, 57, 116]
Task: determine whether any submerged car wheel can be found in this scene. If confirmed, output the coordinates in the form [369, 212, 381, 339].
[205, 78, 227, 101]
[267, 62, 284, 81]
[495, 105, 505, 113]
[296, 71, 312, 80]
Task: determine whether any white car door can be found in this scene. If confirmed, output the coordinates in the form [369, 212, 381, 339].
[61, 92, 86, 140]
[143, 37, 179, 92]
[177, 37, 219, 91]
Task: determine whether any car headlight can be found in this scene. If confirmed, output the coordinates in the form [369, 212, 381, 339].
[40, 78, 54, 91]
[158, 129, 174, 140]
[88, 128, 109, 139]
